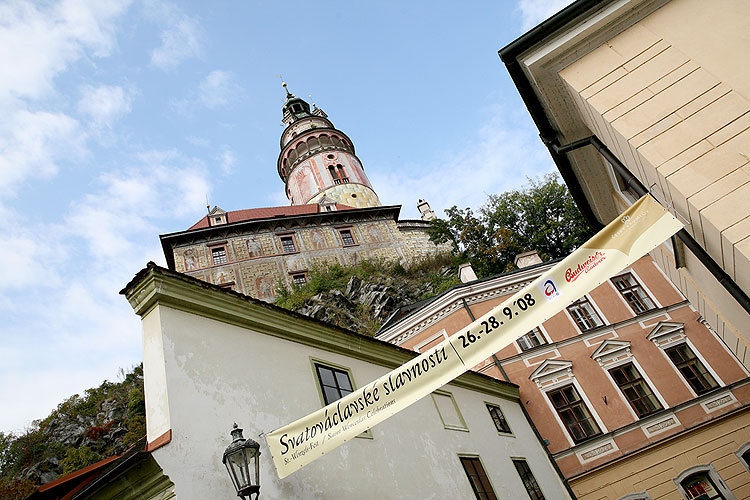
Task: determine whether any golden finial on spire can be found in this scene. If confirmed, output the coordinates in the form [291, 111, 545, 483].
[276, 74, 291, 97]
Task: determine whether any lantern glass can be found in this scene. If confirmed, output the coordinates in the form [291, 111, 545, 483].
[223, 424, 261, 499]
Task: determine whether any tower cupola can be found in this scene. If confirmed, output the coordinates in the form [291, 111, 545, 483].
[277, 84, 381, 209]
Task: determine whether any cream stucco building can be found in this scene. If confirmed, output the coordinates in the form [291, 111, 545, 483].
[499, 0, 750, 372]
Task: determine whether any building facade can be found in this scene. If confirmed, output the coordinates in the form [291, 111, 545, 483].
[499, 0, 750, 370]
[377, 253, 750, 499]
[160, 89, 447, 300]
[113, 263, 573, 500]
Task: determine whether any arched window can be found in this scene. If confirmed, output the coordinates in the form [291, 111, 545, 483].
[307, 136, 320, 150]
[736, 442, 750, 472]
[296, 141, 308, 156]
[328, 165, 338, 184]
[287, 149, 297, 164]
[674, 465, 735, 500]
[337, 164, 349, 183]
[319, 135, 332, 147]
[331, 136, 343, 148]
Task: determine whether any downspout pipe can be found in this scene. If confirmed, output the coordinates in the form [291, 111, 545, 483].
[549, 136, 750, 317]
[463, 300, 578, 498]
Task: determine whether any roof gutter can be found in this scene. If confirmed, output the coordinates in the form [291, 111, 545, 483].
[550, 136, 750, 317]
[499, 2, 750, 318]
[499, 0, 611, 231]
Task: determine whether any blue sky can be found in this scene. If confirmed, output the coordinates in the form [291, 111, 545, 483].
[0, 0, 572, 432]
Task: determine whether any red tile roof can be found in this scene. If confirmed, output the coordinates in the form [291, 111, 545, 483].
[188, 204, 355, 230]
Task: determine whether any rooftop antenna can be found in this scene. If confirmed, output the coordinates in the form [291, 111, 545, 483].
[276, 74, 291, 97]
[206, 194, 210, 214]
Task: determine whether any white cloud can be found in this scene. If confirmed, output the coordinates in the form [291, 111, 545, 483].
[371, 101, 554, 219]
[0, 109, 87, 196]
[171, 69, 242, 114]
[217, 146, 236, 174]
[0, 0, 130, 102]
[517, 0, 574, 31]
[77, 84, 134, 128]
[198, 70, 240, 109]
[147, 1, 202, 70]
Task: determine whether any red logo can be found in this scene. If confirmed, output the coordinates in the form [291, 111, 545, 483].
[565, 251, 606, 282]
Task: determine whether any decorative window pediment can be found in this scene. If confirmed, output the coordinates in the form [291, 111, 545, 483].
[647, 322, 685, 347]
[591, 339, 632, 367]
[529, 359, 573, 388]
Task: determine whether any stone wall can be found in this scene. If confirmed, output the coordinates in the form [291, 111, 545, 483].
[172, 215, 448, 301]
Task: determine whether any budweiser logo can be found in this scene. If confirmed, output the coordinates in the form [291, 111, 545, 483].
[565, 251, 606, 282]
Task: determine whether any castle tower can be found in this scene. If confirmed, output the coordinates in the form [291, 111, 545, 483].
[277, 85, 381, 208]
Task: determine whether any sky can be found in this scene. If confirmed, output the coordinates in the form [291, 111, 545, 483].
[0, 0, 573, 433]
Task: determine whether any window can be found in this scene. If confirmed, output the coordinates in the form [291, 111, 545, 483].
[518, 327, 547, 351]
[459, 456, 498, 500]
[548, 384, 601, 443]
[314, 363, 353, 405]
[679, 472, 726, 499]
[609, 363, 662, 417]
[329, 164, 349, 184]
[339, 228, 356, 246]
[736, 443, 750, 472]
[665, 344, 718, 395]
[211, 246, 227, 265]
[612, 273, 655, 314]
[292, 273, 307, 286]
[486, 404, 511, 434]
[431, 391, 468, 431]
[567, 297, 603, 331]
[280, 235, 296, 253]
[512, 459, 545, 500]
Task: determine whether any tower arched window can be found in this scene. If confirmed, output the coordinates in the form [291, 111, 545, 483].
[320, 135, 332, 147]
[287, 149, 297, 164]
[337, 164, 349, 183]
[307, 136, 320, 150]
[331, 136, 343, 148]
[297, 141, 308, 156]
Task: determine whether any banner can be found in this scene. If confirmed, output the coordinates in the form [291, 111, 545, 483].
[266, 194, 682, 478]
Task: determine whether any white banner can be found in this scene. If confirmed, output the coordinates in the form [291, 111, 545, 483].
[267, 194, 683, 478]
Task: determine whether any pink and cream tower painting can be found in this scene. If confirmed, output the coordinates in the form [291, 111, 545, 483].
[277, 83, 381, 209]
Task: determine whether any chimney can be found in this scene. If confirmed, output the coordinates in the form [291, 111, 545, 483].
[458, 262, 478, 283]
[514, 250, 543, 269]
[417, 199, 436, 221]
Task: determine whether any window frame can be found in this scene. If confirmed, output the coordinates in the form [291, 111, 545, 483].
[485, 403, 512, 435]
[611, 272, 656, 315]
[664, 343, 719, 396]
[735, 442, 750, 472]
[291, 273, 307, 286]
[517, 326, 548, 352]
[431, 390, 469, 432]
[309, 358, 372, 439]
[674, 465, 736, 500]
[337, 227, 357, 247]
[511, 458, 545, 500]
[458, 455, 499, 500]
[566, 296, 604, 332]
[547, 383, 602, 444]
[608, 362, 663, 418]
[210, 245, 228, 266]
[278, 234, 297, 254]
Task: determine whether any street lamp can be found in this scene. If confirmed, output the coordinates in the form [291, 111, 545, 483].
[223, 423, 261, 499]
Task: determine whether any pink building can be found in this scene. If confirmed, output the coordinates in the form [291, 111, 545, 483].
[377, 253, 750, 499]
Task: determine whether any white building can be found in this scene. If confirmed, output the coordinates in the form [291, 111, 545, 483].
[110, 262, 573, 499]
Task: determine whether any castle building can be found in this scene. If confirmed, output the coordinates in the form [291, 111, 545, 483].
[377, 252, 750, 499]
[160, 87, 447, 300]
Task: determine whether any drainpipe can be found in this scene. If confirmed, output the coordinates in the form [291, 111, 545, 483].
[547, 135, 750, 317]
[462, 298, 578, 498]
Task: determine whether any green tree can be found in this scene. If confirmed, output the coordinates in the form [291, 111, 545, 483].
[429, 173, 594, 277]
